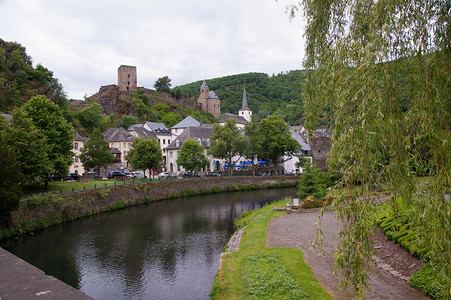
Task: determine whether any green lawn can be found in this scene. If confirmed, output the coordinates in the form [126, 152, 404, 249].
[22, 177, 164, 196]
[210, 199, 333, 299]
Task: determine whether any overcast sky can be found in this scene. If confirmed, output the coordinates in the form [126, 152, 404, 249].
[1, 0, 305, 100]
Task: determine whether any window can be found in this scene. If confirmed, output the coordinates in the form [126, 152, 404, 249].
[74, 156, 79, 162]
[123, 151, 127, 156]
[128, 74, 130, 78]
[197, 138, 202, 145]
[206, 139, 210, 147]
[170, 151, 173, 158]
[74, 142, 78, 150]
[163, 139, 166, 145]
[123, 143, 126, 148]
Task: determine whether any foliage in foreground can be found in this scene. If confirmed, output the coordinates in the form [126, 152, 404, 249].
[295, 0, 450, 296]
[210, 199, 333, 299]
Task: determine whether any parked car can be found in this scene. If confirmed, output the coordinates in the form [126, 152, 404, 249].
[122, 169, 130, 175]
[129, 171, 145, 179]
[158, 172, 175, 179]
[107, 171, 125, 179]
[64, 173, 80, 181]
[206, 172, 221, 177]
[182, 172, 201, 178]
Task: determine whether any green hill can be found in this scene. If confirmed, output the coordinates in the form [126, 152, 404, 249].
[173, 71, 308, 126]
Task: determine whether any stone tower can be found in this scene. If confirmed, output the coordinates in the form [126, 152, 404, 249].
[238, 87, 252, 122]
[197, 80, 220, 119]
[118, 65, 137, 92]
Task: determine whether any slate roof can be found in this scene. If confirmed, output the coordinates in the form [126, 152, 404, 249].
[166, 126, 212, 150]
[171, 116, 201, 129]
[240, 87, 250, 110]
[127, 124, 143, 131]
[218, 113, 247, 125]
[103, 127, 134, 142]
[201, 80, 208, 88]
[131, 127, 158, 139]
[208, 91, 219, 99]
[74, 131, 89, 142]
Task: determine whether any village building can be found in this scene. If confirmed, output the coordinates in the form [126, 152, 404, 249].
[165, 126, 213, 174]
[103, 127, 135, 169]
[197, 81, 220, 118]
[69, 131, 89, 175]
[282, 130, 311, 174]
[171, 116, 201, 140]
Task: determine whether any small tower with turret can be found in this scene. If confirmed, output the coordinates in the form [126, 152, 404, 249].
[197, 80, 221, 119]
[238, 87, 252, 122]
[118, 65, 137, 92]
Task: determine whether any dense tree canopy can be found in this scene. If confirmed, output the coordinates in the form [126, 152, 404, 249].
[254, 115, 300, 165]
[0, 140, 23, 217]
[154, 76, 172, 92]
[22, 95, 74, 179]
[177, 138, 209, 173]
[125, 138, 162, 177]
[3, 108, 52, 182]
[80, 128, 114, 173]
[296, 0, 450, 296]
[210, 119, 247, 175]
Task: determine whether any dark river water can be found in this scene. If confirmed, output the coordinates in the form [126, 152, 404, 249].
[1, 188, 296, 300]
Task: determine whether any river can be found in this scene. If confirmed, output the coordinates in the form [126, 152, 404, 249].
[1, 188, 296, 300]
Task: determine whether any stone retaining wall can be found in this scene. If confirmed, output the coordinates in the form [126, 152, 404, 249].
[8, 176, 298, 237]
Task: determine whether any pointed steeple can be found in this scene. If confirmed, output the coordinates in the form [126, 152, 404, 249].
[201, 80, 208, 89]
[241, 87, 248, 109]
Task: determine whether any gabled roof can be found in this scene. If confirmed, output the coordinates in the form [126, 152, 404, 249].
[127, 123, 143, 131]
[166, 126, 212, 150]
[208, 91, 219, 99]
[74, 131, 89, 142]
[110, 147, 121, 154]
[131, 127, 158, 139]
[291, 130, 310, 152]
[218, 113, 247, 124]
[144, 122, 169, 132]
[103, 127, 134, 142]
[171, 116, 201, 129]
[201, 80, 208, 89]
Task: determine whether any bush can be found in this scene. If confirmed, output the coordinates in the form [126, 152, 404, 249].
[410, 261, 447, 300]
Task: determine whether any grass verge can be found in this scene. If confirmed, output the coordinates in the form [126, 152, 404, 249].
[210, 199, 333, 299]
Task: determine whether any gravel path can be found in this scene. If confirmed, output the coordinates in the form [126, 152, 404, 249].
[267, 210, 430, 299]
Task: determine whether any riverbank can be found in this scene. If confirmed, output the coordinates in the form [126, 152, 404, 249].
[0, 176, 298, 241]
[210, 199, 333, 299]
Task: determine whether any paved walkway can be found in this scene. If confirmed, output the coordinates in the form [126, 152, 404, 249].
[0, 247, 92, 300]
[267, 210, 430, 299]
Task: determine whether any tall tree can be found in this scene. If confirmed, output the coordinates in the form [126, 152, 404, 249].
[0, 139, 23, 220]
[3, 108, 52, 182]
[255, 115, 300, 165]
[209, 119, 247, 176]
[77, 103, 105, 133]
[80, 128, 115, 174]
[177, 138, 209, 173]
[154, 76, 172, 92]
[125, 138, 162, 178]
[294, 0, 450, 296]
[22, 95, 74, 188]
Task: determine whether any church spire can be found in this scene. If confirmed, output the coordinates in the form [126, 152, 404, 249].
[241, 87, 248, 109]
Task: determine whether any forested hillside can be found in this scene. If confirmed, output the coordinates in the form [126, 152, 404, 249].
[0, 39, 67, 113]
[173, 71, 309, 126]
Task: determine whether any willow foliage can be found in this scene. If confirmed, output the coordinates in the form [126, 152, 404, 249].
[294, 0, 450, 297]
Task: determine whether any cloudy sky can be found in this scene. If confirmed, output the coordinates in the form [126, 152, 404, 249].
[1, 0, 305, 100]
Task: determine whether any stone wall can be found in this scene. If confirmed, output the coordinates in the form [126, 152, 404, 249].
[9, 176, 298, 234]
[310, 133, 332, 171]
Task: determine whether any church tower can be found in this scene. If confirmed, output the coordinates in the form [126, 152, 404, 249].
[197, 80, 221, 119]
[238, 87, 252, 122]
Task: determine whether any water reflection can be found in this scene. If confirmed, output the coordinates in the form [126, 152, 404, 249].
[2, 188, 295, 300]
